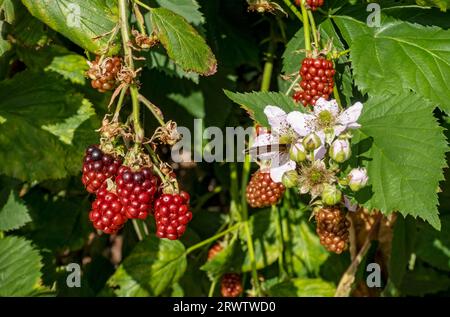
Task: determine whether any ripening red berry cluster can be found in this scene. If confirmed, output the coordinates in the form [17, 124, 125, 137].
[154, 192, 192, 240]
[246, 170, 285, 208]
[294, 57, 335, 106]
[82, 145, 192, 238]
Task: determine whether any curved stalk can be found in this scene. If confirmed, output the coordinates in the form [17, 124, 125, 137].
[185, 223, 241, 256]
[300, 0, 311, 52]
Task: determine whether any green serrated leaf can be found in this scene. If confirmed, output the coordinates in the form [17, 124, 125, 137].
[107, 236, 187, 296]
[45, 54, 89, 85]
[200, 238, 240, 278]
[1, 0, 15, 24]
[150, 7, 216, 76]
[291, 220, 329, 276]
[0, 236, 43, 296]
[0, 191, 31, 231]
[240, 210, 281, 271]
[416, 0, 450, 11]
[268, 278, 335, 297]
[416, 215, 450, 271]
[354, 92, 447, 229]
[41, 99, 95, 144]
[155, 0, 204, 25]
[334, 16, 450, 113]
[0, 70, 98, 182]
[21, 0, 120, 55]
[224, 90, 300, 127]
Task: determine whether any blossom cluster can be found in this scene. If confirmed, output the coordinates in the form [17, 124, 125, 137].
[249, 98, 368, 209]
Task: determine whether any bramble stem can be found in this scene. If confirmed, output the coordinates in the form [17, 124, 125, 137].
[133, 0, 152, 11]
[131, 86, 144, 143]
[307, 10, 319, 48]
[113, 85, 128, 122]
[208, 279, 218, 297]
[282, 0, 303, 22]
[132, 219, 144, 240]
[138, 94, 166, 127]
[333, 85, 343, 110]
[300, 0, 311, 52]
[185, 223, 241, 256]
[285, 74, 301, 96]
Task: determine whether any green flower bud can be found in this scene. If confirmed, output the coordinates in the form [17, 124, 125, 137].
[282, 170, 299, 188]
[329, 139, 351, 163]
[321, 184, 342, 206]
[302, 133, 321, 151]
[289, 143, 307, 163]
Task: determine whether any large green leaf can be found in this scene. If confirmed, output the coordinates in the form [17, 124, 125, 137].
[155, 0, 204, 26]
[291, 221, 329, 276]
[354, 92, 447, 229]
[200, 237, 241, 278]
[0, 236, 43, 296]
[224, 91, 300, 127]
[45, 54, 89, 85]
[399, 263, 450, 295]
[334, 15, 450, 113]
[0, 71, 97, 182]
[21, 0, 120, 55]
[149, 7, 217, 76]
[0, 191, 31, 231]
[416, 0, 450, 11]
[268, 278, 335, 297]
[240, 210, 282, 271]
[416, 215, 450, 271]
[107, 236, 187, 296]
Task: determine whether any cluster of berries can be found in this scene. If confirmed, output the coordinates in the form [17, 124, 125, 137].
[82, 145, 192, 239]
[86, 56, 122, 93]
[295, 0, 325, 11]
[294, 57, 335, 106]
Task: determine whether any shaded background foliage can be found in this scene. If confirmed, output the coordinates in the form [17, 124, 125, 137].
[0, 0, 449, 297]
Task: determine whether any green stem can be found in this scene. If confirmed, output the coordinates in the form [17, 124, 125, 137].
[307, 10, 319, 48]
[133, 3, 147, 35]
[138, 94, 166, 127]
[119, 0, 134, 69]
[113, 85, 129, 122]
[300, 0, 311, 52]
[0, 231, 4, 239]
[131, 86, 144, 143]
[282, 0, 303, 22]
[281, 195, 293, 275]
[243, 220, 261, 295]
[336, 49, 350, 58]
[285, 74, 301, 96]
[133, 0, 152, 11]
[185, 223, 241, 256]
[333, 85, 343, 110]
[229, 163, 240, 219]
[274, 205, 286, 278]
[132, 219, 144, 241]
[143, 144, 175, 191]
[208, 279, 217, 297]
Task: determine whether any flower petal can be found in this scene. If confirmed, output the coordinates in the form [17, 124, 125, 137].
[314, 98, 339, 117]
[337, 102, 363, 126]
[248, 134, 280, 160]
[314, 145, 327, 161]
[270, 158, 296, 183]
[264, 105, 287, 130]
[286, 111, 314, 137]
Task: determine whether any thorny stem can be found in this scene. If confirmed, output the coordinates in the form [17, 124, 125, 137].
[133, 0, 152, 11]
[307, 10, 319, 48]
[285, 74, 301, 96]
[131, 86, 144, 143]
[185, 223, 241, 256]
[333, 85, 343, 110]
[113, 84, 129, 122]
[300, 0, 311, 52]
[143, 144, 175, 192]
[282, 0, 303, 22]
[132, 219, 144, 240]
[208, 278, 218, 297]
[138, 94, 166, 127]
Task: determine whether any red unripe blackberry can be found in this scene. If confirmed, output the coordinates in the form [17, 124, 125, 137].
[154, 191, 193, 240]
[115, 166, 159, 220]
[221, 273, 243, 297]
[294, 57, 335, 106]
[246, 170, 285, 208]
[295, 0, 324, 11]
[87, 56, 122, 93]
[82, 145, 122, 194]
[315, 207, 350, 254]
[89, 187, 127, 234]
[207, 243, 223, 260]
